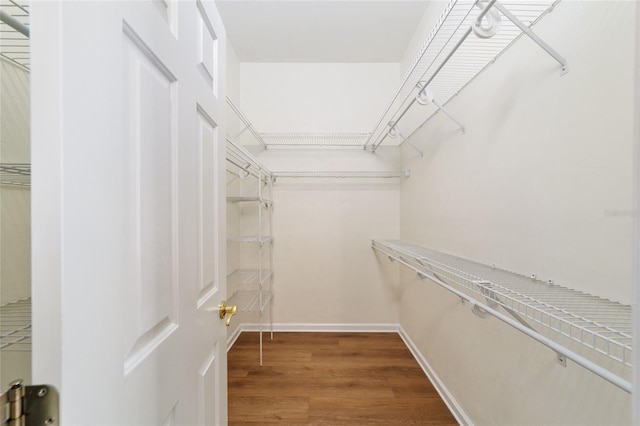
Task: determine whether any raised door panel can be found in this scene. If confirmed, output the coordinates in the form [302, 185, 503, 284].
[122, 24, 179, 376]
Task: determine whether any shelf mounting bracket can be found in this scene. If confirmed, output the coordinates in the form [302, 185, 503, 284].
[494, 1, 568, 74]
[416, 83, 466, 133]
[388, 122, 423, 158]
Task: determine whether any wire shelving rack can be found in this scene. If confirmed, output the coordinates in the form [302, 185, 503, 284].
[0, 298, 31, 352]
[372, 239, 632, 393]
[226, 135, 274, 366]
[259, 133, 370, 148]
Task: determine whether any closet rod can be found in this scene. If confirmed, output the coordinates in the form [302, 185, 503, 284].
[372, 242, 632, 394]
[370, 0, 498, 152]
[226, 156, 258, 178]
[0, 10, 29, 38]
[225, 152, 270, 183]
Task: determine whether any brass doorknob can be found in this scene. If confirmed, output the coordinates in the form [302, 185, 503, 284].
[219, 301, 237, 327]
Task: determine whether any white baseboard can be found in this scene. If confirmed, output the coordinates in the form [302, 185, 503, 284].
[398, 325, 471, 426]
[227, 323, 397, 349]
[226, 325, 243, 352]
[238, 322, 399, 333]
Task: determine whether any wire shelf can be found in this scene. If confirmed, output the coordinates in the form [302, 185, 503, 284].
[366, 0, 560, 148]
[0, 297, 31, 352]
[228, 288, 272, 313]
[0, 0, 29, 70]
[372, 239, 632, 391]
[260, 133, 371, 148]
[0, 163, 30, 187]
[227, 196, 273, 207]
[227, 236, 273, 244]
[228, 269, 273, 287]
[272, 170, 410, 180]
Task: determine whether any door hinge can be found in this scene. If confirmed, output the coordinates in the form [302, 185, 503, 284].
[1, 380, 59, 426]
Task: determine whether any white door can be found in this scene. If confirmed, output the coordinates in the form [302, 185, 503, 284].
[30, 1, 229, 424]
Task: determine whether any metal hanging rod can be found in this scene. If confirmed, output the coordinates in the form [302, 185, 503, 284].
[372, 239, 631, 393]
[0, 9, 28, 37]
[366, 0, 566, 153]
[272, 170, 410, 180]
[226, 95, 268, 149]
[226, 135, 272, 175]
[225, 156, 269, 184]
[226, 135, 273, 186]
[0, 163, 30, 187]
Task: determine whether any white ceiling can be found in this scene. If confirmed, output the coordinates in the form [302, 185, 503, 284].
[215, 1, 430, 62]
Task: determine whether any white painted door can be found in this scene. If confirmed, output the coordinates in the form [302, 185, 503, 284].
[30, 1, 229, 424]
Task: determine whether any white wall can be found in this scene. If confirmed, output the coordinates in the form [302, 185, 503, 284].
[0, 58, 32, 385]
[258, 149, 401, 326]
[240, 63, 399, 133]
[226, 42, 241, 102]
[398, 1, 635, 424]
[236, 63, 403, 326]
[225, 42, 245, 146]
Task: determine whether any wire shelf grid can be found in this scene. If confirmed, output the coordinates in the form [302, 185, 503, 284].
[0, 0, 29, 70]
[259, 133, 371, 148]
[0, 297, 31, 352]
[366, 0, 559, 148]
[228, 288, 272, 313]
[373, 240, 632, 368]
[227, 236, 273, 244]
[0, 163, 30, 187]
[272, 170, 410, 180]
[228, 269, 273, 287]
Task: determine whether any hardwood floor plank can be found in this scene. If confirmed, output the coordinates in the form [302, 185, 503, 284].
[229, 396, 309, 422]
[229, 376, 396, 398]
[228, 332, 457, 425]
[309, 397, 457, 425]
[388, 377, 442, 399]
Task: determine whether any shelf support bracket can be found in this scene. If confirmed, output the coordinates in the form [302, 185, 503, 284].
[494, 2, 568, 74]
[416, 83, 466, 133]
[388, 123, 423, 158]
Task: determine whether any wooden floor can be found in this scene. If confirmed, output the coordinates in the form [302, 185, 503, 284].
[228, 332, 457, 425]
